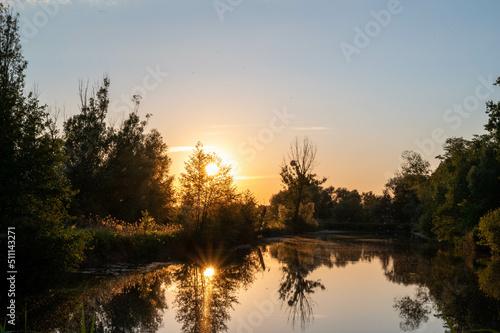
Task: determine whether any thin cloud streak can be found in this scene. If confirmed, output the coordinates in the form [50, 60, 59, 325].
[234, 175, 279, 180]
[291, 126, 330, 131]
[209, 124, 260, 129]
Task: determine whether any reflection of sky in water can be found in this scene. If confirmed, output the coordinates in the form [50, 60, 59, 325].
[159, 237, 446, 333]
[25, 235, 500, 332]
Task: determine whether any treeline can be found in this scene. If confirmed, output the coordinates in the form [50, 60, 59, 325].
[268, 87, 500, 254]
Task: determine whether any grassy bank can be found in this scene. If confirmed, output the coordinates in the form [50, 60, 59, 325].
[317, 219, 412, 233]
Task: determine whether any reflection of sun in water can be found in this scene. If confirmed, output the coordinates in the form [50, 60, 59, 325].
[203, 267, 215, 278]
[205, 163, 219, 176]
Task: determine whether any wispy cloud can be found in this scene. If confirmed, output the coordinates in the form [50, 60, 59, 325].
[291, 126, 330, 131]
[234, 175, 279, 180]
[209, 124, 260, 129]
[203, 131, 226, 136]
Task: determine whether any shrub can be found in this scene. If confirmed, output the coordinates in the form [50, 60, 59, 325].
[478, 208, 500, 254]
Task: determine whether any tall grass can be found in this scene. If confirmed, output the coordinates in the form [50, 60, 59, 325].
[81, 305, 95, 333]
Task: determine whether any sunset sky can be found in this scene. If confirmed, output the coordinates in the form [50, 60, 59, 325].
[11, 0, 500, 202]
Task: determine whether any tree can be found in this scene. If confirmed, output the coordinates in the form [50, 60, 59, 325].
[331, 188, 364, 223]
[484, 76, 500, 147]
[478, 208, 500, 254]
[0, 4, 88, 275]
[362, 190, 392, 223]
[179, 142, 236, 231]
[386, 151, 431, 228]
[104, 111, 174, 223]
[280, 137, 326, 233]
[64, 80, 174, 222]
[424, 136, 500, 243]
[63, 78, 112, 217]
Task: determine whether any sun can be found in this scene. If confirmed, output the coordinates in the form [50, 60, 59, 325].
[205, 163, 219, 176]
[203, 267, 215, 277]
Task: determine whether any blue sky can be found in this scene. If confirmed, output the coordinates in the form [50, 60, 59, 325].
[10, 0, 500, 201]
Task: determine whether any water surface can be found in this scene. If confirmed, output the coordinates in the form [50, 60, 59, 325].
[26, 233, 500, 332]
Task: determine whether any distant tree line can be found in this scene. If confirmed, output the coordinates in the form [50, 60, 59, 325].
[268, 85, 500, 254]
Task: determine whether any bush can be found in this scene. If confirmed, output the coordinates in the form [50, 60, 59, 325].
[478, 208, 500, 254]
[17, 225, 91, 281]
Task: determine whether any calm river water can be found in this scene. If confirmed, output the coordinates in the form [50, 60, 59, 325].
[25, 233, 500, 332]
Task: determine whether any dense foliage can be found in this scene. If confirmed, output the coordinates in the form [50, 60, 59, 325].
[0, 5, 88, 275]
[64, 80, 174, 223]
[178, 142, 261, 246]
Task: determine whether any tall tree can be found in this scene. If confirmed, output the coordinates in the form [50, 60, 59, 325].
[64, 80, 174, 222]
[386, 151, 431, 228]
[425, 135, 500, 243]
[0, 5, 87, 275]
[179, 142, 236, 231]
[331, 188, 364, 223]
[63, 78, 111, 216]
[484, 76, 500, 146]
[105, 111, 174, 222]
[280, 137, 326, 233]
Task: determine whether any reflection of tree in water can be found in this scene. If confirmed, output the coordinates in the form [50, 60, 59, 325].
[277, 249, 325, 330]
[477, 258, 500, 301]
[269, 238, 329, 330]
[97, 272, 168, 333]
[173, 250, 262, 333]
[388, 250, 500, 332]
[393, 287, 433, 331]
[25, 235, 500, 333]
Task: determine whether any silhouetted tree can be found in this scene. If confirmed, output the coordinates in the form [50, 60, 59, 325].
[331, 187, 364, 223]
[280, 137, 326, 233]
[179, 142, 236, 231]
[104, 111, 174, 222]
[64, 79, 174, 222]
[0, 4, 88, 277]
[386, 150, 431, 228]
[64, 78, 112, 217]
[484, 76, 500, 148]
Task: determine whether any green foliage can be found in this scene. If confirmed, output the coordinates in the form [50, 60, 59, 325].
[179, 142, 236, 231]
[484, 77, 500, 146]
[331, 188, 364, 223]
[104, 112, 174, 222]
[478, 209, 500, 254]
[386, 150, 431, 228]
[279, 137, 326, 233]
[64, 80, 174, 223]
[0, 5, 88, 275]
[361, 190, 392, 223]
[63, 78, 112, 217]
[88, 228, 175, 262]
[139, 210, 155, 233]
[81, 304, 95, 333]
[426, 136, 500, 244]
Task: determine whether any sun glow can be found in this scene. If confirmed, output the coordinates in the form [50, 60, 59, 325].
[205, 163, 219, 176]
[203, 267, 215, 277]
